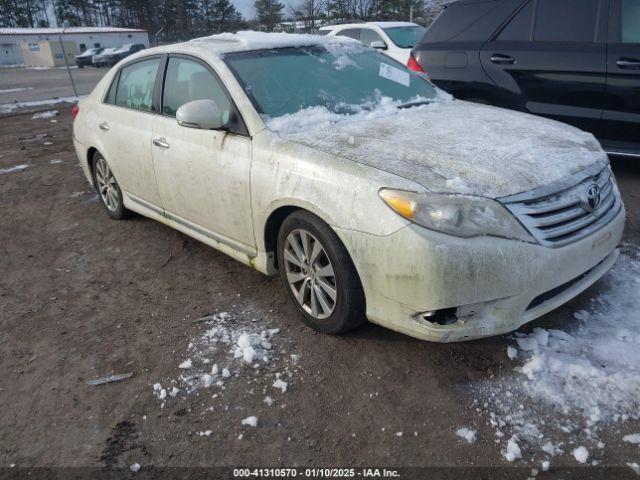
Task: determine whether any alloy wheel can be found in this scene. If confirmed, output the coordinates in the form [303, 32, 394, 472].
[283, 228, 337, 320]
[95, 157, 120, 212]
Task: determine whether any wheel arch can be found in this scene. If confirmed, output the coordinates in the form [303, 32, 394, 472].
[86, 147, 99, 187]
[261, 201, 347, 272]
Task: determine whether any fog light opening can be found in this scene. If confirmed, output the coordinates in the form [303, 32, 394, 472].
[415, 308, 458, 326]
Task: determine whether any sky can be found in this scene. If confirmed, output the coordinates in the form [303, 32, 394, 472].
[233, 0, 256, 20]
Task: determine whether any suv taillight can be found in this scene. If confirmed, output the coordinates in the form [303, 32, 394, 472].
[71, 104, 79, 121]
[407, 53, 426, 74]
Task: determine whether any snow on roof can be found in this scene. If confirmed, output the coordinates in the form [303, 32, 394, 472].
[319, 21, 419, 30]
[188, 30, 361, 55]
[0, 27, 146, 35]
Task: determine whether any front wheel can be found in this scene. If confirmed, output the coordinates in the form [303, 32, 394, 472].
[277, 211, 366, 334]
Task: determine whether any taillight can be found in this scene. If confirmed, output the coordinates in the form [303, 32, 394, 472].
[407, 54, 426, 74]
[71, 104, 80, 121]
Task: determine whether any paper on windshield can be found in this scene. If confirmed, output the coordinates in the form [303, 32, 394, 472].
[379, 63, 410, 87]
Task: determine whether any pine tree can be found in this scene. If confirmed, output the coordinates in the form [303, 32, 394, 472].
[254, 0, 283, 31]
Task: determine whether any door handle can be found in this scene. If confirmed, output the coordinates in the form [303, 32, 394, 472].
[152, 138, 170, 149]
[491, 54, 515, 65]
[616, 58, 640, 69]
[99, 122, 110, 131]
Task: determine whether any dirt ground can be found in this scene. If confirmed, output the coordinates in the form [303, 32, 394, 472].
[0, 106, 639, 478]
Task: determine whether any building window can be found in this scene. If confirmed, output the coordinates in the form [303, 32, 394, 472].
[94, 43, 101, 47]
[28, 43, 40, 51]
[79, 43, 87, 52]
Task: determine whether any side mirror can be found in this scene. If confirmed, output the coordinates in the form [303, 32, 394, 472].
[176, 99, 224, 130]
[370, 40, 387, 50]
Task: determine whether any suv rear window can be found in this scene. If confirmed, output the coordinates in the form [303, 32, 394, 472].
[622, 0, 640, 43]
[533, 0, 598, 42]
[421, 0, 504, 42]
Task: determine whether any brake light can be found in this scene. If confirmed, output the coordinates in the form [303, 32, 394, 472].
[407, 54, 426, 74]
[71, 104, 79, 121]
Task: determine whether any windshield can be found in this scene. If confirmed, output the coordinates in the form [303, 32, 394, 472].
[224, 45, 436, 119]
[383, 26, 426, 48]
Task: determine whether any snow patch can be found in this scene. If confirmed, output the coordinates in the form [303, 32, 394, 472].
[178, 359, 193, 369]
[572, 446, 589, 464]
[150, 310, 299, 410]
[31, 110, 58, 119]
[241, 416, 258, 427]
[623, 433, 640, 444]
[0, 164, 28, 175]
[456, 427, 477, 444]
[473, 247, 640, 465]
[0, 95, 81, 114]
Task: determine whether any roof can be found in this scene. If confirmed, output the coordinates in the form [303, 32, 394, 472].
[0, 27, 146, 36]
[319, 21, 419, 30]
[184, 31, 360, 55]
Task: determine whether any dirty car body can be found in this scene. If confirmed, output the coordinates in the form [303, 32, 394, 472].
[72, 32, 625, 342]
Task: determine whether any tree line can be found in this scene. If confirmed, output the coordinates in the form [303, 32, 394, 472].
[0, 0, 447, 41]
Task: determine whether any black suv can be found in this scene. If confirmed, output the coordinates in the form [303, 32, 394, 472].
[410, 0, 640, 157]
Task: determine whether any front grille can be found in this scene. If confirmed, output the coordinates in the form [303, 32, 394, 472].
[501, 164, 621, 248]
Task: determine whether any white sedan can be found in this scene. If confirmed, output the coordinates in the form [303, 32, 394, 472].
[318, 21, 425, 64]
[72, 32, 625, 342]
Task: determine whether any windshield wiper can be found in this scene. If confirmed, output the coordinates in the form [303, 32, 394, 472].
[398, 100, 433, 109]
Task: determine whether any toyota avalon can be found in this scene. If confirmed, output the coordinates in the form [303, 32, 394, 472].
[72, 32, 625, 342]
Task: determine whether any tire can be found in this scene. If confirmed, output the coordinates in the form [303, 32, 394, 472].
[277, 210, 366, 334]
[92, 153, 131, 220]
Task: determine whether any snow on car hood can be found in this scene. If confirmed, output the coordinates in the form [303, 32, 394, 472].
[266, 99, 607, 199]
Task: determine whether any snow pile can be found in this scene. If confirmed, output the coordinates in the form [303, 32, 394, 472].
[31, 110, 58, 119]
[0, 96, 80, 114]
[265, 93, 446, 136]
[267, 95, 605, 198]
[191, 30, 364, 56]
[151, 311, 299, 406]
[474, 247, 640, 463]
[456, 427, 477, 444]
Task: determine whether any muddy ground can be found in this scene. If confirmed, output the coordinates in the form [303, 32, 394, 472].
[0, 107, 639, 478]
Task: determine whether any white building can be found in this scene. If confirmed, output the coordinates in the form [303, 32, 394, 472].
[0, 27, 149, 66]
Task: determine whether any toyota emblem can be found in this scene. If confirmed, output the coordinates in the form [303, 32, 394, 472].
[583, 183, 601, 212]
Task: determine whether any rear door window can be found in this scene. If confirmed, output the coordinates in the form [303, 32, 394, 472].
[621, 0, 640, 43]
[336, 28, 360, 40]
[533, 0, 599, 42]
[114, 58, 160, 112]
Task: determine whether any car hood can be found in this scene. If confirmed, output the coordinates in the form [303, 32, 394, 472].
[271, 100, 607, 199]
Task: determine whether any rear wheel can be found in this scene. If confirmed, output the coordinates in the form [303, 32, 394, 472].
[277, 211, 366, 334]
[92, 153, 130, 220]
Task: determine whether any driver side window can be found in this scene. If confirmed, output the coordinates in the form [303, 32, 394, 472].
[360, 29, 385, 47]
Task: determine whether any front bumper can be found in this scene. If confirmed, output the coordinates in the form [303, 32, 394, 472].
[335, 206, 625, 342]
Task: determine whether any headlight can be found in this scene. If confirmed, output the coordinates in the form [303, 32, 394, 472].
[379, 189, 534, 242]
